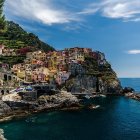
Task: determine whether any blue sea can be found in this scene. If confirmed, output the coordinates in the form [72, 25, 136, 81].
[0, 78, 140, 140]
[120, 78, 140, 93]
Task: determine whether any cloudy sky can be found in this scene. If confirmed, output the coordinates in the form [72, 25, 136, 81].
[4, 0, 140, 77]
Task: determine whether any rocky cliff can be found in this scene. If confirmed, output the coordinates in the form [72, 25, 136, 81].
[64, 53, 122, 94]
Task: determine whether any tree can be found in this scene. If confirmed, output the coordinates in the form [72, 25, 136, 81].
[0, 0, 6, 32]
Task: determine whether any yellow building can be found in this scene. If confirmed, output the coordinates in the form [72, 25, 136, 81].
[48, 51, 59, 70]
[75, 52, 85, 62]
[33, 51, 46, 61]
[17, 70, 25, 79]
[27, 51, 46, 61]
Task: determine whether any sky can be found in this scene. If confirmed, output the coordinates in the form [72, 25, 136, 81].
[3, 0, 140, 78]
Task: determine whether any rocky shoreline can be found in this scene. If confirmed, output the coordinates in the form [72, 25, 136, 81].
[0, 91, 82, 123]
[0, 102, 83, 123]
[123, 92, 140, 101]
[0, 129, 6, 140]
[0, 88, 140, 123]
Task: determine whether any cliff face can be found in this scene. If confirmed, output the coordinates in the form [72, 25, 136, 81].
[64, 50, 122, 94]
[65, 74, 121, 94]
[0, 100, 11, 115]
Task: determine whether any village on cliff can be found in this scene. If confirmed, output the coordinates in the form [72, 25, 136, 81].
[0, 45, 107, 91]
[0, 45, 116, 121]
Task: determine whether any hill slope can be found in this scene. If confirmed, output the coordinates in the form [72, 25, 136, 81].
[0, 1, 54, 65]
[0, 21, 54, 52]
[0, 21, 55, 65]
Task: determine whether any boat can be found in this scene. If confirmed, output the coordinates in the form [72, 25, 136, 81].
[100, 94, 106, 98]
[84, 95, 91, 99]
[88, 104, 100, 109]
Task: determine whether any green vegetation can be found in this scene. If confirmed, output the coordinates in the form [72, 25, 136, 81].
[0, 55, 26, 66]
[0, 0, 55, 65]
[84, 56, 99, 73]
[84, 55, 117, 83]
[0, 0, 6, 32]
[0, 21, 55, 65]
[1, 21, 55, 51]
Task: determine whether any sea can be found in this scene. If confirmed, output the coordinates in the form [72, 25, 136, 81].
[0, 78, 140, 140]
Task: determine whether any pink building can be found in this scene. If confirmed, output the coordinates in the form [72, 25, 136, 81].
[31, 72, 46, 82]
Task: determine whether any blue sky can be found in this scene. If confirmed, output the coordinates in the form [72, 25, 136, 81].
[3, 0, 140, 78]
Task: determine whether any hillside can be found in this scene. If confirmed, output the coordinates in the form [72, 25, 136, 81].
[0, 21, 54, 52]
[0, 0, 6, 32]
[0, 0, 54, 65]
[0, 21, 55, 65]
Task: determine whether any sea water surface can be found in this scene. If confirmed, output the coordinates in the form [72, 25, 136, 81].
[0, 78, 140, 140]
[120, 78, 140, 93]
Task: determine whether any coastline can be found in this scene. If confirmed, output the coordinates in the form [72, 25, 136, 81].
[0, 102, 82, 123]
[0, 91, 139, 123]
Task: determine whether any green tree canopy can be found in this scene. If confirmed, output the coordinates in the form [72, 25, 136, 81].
[0, 0, 6, 32]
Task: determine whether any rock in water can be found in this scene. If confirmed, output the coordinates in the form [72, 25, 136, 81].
[0, 129, 7, 140]
[0, 101, 12, 116]
[122, 87, 135, 94]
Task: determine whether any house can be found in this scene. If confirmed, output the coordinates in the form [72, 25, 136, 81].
[24, 58, 30, 64]
[31, 67, 50, 82]
[74, 52, 85, 62]
[31, 72, 46, 82]
[69, 62, 85, 75]
[25, 73, 32, 82]
[49, 51, 59, 70]
[92, 52, 98, 60]
[0, 63, 10, 71]
[56, 71, 70, 85]
[27, 51, 47, 61]
[26, 52, 32, 59]
[67, 47, 85, 62]
[98, 59, 107, 66]
[96, 51, 105, 60]
[83, 48, 92, 54]
[35, 51, 46, 61]
[17, 70, 26, 79]
[11, 64, 25, 74]
[0, 44, 5, 55]
[1, 46, 16, 56]
[57, 63, 68, 71]
[96, 51, 106, 66]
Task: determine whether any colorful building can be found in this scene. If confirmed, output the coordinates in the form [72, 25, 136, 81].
[56, 71, 70, 85]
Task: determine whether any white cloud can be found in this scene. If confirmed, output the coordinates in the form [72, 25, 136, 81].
[4, 0, 80, 25]
[80, 0, 140, 22]
[127, 50, 140, 54]
[4, 0, 140, 27]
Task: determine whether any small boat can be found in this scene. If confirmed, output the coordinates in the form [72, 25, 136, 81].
[84, 95, 91, 99]
[91, 95, 100, 98]
[88, 104, 100, 109]
[100, 94, 106, 98]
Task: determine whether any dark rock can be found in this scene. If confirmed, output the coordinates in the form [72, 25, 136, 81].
[122, 87, 135, 94]
[0, 100, 12, 115]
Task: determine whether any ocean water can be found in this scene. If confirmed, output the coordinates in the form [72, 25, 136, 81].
[0, 78, 140, 140]
[120, 78, 140, 92]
